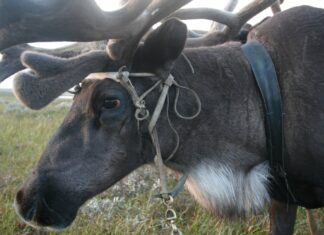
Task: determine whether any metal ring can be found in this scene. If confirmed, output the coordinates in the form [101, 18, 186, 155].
[165, 208, 177, 221]
[162, 195, 174, 206]
[135, 108, 149, 121]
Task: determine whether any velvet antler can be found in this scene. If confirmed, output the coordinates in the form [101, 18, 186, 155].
[171, 0, 278, 47]
[13, 51, 120, 109]
[0, 0, 282, 110]
[4, 0, 194, 110]
[107, 0, 192, 64]
[0, 0, 152, 51]
[0, 41, 107, 82]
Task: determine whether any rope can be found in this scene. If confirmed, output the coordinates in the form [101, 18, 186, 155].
[182, 53, 195, 74]
[151, 128, 169, 195]
[165, 94, 180, 162]
[173, 81, 202, 120]
[138, 80, 161, 101]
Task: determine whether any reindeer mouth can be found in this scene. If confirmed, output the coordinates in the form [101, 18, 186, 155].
[14, 195, 74, 231]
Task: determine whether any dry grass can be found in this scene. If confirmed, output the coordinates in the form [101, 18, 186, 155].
[0, 92, 322, 235]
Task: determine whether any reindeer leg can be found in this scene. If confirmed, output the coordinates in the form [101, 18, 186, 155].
[306, 209, 323, 235]
[269, 200, 297, 235]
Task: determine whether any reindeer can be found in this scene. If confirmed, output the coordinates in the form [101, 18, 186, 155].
[0, 0, 323, 234]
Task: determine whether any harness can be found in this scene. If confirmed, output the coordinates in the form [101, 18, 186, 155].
[86, 65, 201, 234]
[241, 41, 296, 202]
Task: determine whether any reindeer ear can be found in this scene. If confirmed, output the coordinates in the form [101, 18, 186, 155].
[141, 18, 187, 77]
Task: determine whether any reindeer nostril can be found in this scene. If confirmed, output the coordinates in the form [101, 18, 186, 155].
[16, 189, 24, 205]
[15, 188, 39, 221]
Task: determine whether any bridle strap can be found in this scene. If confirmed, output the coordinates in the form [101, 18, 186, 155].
[148, 75, 175, 195]
[85, 71, 156, 80]
[86, 68, 159, 120]
[148, 75, 174, 133]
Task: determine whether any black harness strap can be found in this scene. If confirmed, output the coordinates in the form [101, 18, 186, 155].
[241, 41, 296, 202]
[242, 41, 284, 170]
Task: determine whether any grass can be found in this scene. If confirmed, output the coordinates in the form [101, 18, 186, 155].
[0, 91, 323, 235]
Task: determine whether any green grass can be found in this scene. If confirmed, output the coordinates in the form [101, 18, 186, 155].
[0, 92, 323, 235]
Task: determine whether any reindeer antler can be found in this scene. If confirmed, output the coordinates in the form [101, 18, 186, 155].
[271, 0, 283, 14]
[0, 0, 282, 109]
[0, 41, 107, 82]
[13, 50, 121, 109]
[0, 0, 152, 51]
[171, 0, 278, 47]
[211, 0, 239, 31]
[107, 0, 192, 63]
[1, 0, 193, 81]
[0, 0, 152, 85]
[3, 0, 192, 109]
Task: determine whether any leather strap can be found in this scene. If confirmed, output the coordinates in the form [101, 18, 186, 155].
[242, 41, 296, 202]
[242, 41, 284, 172]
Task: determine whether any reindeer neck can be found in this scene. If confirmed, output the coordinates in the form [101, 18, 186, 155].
[152, 42, 268, 173]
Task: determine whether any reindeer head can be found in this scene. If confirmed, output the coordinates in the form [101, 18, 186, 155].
[13, 19, 188, 230]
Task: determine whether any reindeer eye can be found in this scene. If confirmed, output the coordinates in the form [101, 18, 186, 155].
[102, 98, 120, 109]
